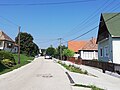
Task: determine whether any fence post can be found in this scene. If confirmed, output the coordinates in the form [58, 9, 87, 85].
[102, 62, 106, 73]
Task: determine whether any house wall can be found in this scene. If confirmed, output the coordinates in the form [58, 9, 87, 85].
[0, 40, 18, 53]
[80, 50, 98, 60]
[4, 41, 14, 52]
[112, 38, 120, 64]
[0, 41, 4, 50]
[98, 35, 113, 62]
[12, 46, 18, 53]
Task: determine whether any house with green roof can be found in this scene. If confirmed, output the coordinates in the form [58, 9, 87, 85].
[97, 13, 120, 64]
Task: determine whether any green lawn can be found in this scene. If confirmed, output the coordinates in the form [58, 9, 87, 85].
[0, 54, 34, 75]
[13, 54, 34, 66]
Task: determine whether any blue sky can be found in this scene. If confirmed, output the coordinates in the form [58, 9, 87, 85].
[0, 0, 120, 48]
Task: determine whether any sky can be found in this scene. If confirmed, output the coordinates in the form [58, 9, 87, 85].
[0, 0, 120, 49]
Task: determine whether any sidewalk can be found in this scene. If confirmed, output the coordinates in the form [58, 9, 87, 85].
[56, 59, 120, 90]
[55, 60, 91, 90]
[70, 65, 120, 90]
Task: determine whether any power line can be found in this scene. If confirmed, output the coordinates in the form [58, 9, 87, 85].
[62, 0, 120, 39]
[61, 0, 111, 38]
[0, 0, 96, 6]
[105, 1, 120, 13]
[0, 16, 19, 27]
[62, 26, 98, 44]
[63, 38, 81, 48]
[62, 13, 120, 44]
[36, 39, 58, 43]
[105, 13, 120, 22]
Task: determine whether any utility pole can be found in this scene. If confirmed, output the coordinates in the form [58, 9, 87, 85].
[58, 38, 62, 60]
[18, 26, 21, 64]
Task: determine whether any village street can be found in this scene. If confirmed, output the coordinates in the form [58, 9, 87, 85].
[0, 57, 72, 90]
[0, 1, 120, 90]
[1, 57, 120, 90]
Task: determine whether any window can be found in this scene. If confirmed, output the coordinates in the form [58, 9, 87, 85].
[7, 43, 13, 48]
[104, 46, 109, 57]
[100, 48, 103, 57]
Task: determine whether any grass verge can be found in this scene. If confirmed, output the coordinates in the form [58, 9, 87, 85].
[0, 54, 34, 75]
[58, 61, 88, 75]
[74, 84, 104, 90]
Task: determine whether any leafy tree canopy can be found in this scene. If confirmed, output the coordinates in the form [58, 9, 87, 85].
[46, 45, 56, 56]
[54, 45, 67, 58]
[15, 32, 39, 56]
[63, 49, 75, 57]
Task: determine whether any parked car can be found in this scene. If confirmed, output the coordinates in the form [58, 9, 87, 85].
[45, 55, 52, 59]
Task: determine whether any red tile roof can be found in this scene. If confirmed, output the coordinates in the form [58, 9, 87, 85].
[68, 40, 87, 52]
[68, 38, 98, 52]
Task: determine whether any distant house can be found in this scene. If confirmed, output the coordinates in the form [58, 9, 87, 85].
[68, 38, 98, 60]
[79, 38, 98, 60]
[0, 31, 18, 53]
[68, 40, 87, 58]
[97, 13, 120, 64]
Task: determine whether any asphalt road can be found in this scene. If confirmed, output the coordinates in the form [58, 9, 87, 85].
[0, 57, 72, 90]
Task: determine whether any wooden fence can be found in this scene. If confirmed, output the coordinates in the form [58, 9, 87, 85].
[67, 57, 82, 65]
[67, 57, 120, 74]
[82, 60, 114, 72]
[82, 60, 120, 74]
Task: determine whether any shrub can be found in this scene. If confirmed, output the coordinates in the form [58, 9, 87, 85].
[0, 60, 9, 72]
[2, 59, 14, 67]
[0, 51, 16, 66]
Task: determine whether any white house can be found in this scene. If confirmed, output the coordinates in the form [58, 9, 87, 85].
[97, 13, 120, 64]
[79, 38, 98, 60]
[68, 38, 98, 60]
[0, 31, 18, 53]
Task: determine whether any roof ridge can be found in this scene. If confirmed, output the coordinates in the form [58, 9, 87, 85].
[0, 31, 14, 42]
[102, 13, 120, 37]
[81, 38, 97, 50]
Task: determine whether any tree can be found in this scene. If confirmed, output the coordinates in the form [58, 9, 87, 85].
[63, 49, 75, 57]
[29, 42, 39, 56]
[57, 45, 67, 54]
[46, 45, 56, 56]
[55, 45, 67, 59]
[41, 49, 46, 56]
[15, 32, 39, 56]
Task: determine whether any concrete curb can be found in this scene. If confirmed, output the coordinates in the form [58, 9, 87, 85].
[55, 59, 92, 90]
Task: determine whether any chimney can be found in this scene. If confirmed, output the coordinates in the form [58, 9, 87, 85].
[91, 37, 94, 44]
